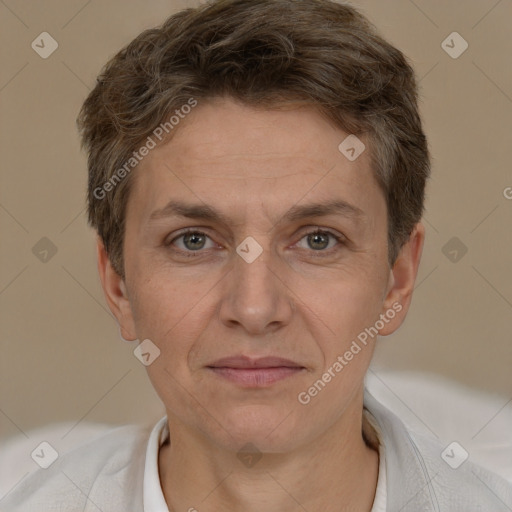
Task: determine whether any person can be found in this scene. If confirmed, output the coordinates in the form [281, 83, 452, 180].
[2, 0, 511, 510]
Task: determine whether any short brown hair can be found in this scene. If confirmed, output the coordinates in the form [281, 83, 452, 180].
[77, 0, 430, 279]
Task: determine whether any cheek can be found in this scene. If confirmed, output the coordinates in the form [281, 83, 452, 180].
[305, 269, 385, 338]
[295, 281, 383, 409]
[128, 270, 215, 378]
[131, 275, 194, 338]
[301, 276, 387, 387]
[130, 275, 200, 394]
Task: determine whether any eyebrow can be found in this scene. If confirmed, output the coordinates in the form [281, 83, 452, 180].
[148, 198, 366, 227]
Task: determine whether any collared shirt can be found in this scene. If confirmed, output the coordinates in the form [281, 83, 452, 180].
[143, 414, 388, 511]
[2, 389, 511, 511]
[143, 416, 170, 512]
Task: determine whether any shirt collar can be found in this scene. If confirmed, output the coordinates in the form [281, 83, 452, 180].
[365, 407, 388, 511]
[143, 407, 387, 512]
[363, 387, 441, 511]
[143, 416, 170, 512]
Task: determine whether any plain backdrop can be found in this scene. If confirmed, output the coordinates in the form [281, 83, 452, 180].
[1, 0, 511, 444]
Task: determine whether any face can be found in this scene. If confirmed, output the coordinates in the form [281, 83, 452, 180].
[100, 97, 424, 453]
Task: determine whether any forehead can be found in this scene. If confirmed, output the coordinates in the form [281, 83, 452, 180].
[128, 97, 383, 227]
[154, 98, 359, 170]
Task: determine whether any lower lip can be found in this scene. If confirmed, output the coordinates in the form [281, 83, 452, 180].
[208, 366, 304, 386]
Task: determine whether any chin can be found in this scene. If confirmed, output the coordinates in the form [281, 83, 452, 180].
[210, 403, 307, 453]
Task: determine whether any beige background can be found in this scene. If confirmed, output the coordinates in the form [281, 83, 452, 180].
[1, 0, 511, 444]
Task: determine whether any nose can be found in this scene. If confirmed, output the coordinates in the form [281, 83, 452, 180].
[217, 238, 294, 336]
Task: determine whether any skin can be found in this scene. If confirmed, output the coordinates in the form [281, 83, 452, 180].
[98, 97, 425, 512]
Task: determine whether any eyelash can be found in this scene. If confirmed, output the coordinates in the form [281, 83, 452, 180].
[165, 228, 346, 259]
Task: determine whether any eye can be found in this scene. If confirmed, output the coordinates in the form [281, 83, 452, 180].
[165, 227, 346, 258]
[295, 228, 345, 256]
[166, 230, 216, 257]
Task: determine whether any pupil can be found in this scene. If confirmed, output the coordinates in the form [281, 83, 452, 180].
[186, 233, 204, 250]
[310, 233, 327, 250]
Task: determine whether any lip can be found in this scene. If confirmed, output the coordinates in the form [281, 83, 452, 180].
[208, 356, 303, 369]
[207, 356, 306, 387]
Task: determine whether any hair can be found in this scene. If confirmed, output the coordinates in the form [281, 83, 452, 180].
[77, 0, 430, 279]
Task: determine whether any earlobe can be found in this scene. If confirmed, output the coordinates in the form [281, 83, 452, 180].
[96, 237, 138, 341]
[378, 222, 425, 336]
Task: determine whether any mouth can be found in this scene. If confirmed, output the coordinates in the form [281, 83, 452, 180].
[206, 356, 306, 387]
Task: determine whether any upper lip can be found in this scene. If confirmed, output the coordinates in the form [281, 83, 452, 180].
[207, 356, 304, 369]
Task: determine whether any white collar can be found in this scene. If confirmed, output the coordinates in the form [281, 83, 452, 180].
[143, 416, 170, 512]
[143, 415, 386, 512]
[366, 409, 388, 511]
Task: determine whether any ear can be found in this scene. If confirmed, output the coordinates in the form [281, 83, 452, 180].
[96, 237, 137, 341]
[378, 222, 425, 336]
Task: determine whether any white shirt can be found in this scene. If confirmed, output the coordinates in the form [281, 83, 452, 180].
[143, 415, 387, 512]
[3, 389, 511, 511]
[143, 416, 171, 512]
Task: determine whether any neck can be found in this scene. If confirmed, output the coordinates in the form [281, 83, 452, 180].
[159, 390, 379, 512]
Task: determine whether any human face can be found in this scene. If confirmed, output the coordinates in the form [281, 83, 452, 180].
[110, 97, 409, 452]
